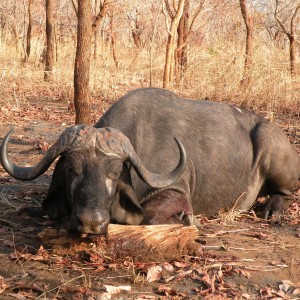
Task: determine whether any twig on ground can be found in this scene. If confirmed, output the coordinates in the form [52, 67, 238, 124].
[10, 228, 26, 276]
[0, 219, 21, 229]
[202, 228, 251, 237]
[36, 274, 85, 299]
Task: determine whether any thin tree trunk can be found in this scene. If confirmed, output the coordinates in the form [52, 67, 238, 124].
[92, 0, 110, 60]
[274, 2, 299, 77]
[289, 6, 299, 77]
[12, 0, 20, 55]
[128, 9, 142, 48]
[239, 0, 253, 88]
[26, 0, 33, 61]
[45, 0, 55, 81]
[92, 0, 109, 30]
[93, 0, 98, 60]
[289, 37, 296, 77]
[163, 0, 185, 89]
[71, 0, 78, 16]
[110, 14, 119, 69]
[149, 9, 160, 86]
[176, 0, 189, 80]
[74, 0, 92, 124]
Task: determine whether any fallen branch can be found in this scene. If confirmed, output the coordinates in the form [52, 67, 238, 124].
[38, 224, 201, 260]
[107, 224, 201, 260]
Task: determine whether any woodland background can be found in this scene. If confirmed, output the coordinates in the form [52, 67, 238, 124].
[0, 0, 299, 123]
[0, 1, 299, 299]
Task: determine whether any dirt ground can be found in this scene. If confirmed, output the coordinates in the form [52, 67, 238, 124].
[0, 97, 299, 299]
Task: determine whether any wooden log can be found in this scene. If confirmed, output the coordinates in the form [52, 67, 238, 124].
[107, 224, 201, 260]
[38, 224, 201, 260]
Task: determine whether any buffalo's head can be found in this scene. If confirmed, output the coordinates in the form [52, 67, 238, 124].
[0, 125, 186, 234]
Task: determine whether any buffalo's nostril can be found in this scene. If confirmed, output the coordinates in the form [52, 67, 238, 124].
[74, 210, 110, 234]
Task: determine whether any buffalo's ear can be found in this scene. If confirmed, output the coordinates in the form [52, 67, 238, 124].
[42, 156, 70, 219]
[110, 181, 144, 225]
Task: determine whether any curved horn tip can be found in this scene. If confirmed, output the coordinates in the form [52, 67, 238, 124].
[4, 128, 14, 139]
[174, 137, 187, 166]
[1, 128, 14, 156]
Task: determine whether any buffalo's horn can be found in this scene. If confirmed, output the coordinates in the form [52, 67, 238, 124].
[127, 137, 187, 188]
[95, 127, 187, 188]
[0, 126, 83, 181]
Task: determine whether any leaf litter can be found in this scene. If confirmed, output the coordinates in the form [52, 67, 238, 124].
[0, 96, 299, 299]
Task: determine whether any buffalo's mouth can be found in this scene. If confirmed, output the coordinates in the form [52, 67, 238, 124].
[70, 209, 110, 235]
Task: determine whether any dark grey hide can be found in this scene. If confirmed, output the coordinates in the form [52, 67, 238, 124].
[1, 88, 300, 234]
[95, 88, 300, 222]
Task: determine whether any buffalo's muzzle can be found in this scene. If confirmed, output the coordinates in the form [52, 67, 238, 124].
[72, 208, 110, 234]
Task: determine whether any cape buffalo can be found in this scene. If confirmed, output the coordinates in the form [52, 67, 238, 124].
[1, 88, 299, 234]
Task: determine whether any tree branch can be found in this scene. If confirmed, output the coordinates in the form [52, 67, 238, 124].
[70, 0, 78, 17]
[163, 0, 174, 19]
[162, 1, 172, 35]
[274, 0, 290, 37]
[290, 4, 300, 33]
[92, 0, 111, 31]
[188, 0, 205, 35]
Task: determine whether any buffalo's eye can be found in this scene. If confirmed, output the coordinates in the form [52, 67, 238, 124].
[107, 170, 121, 180]
[107, 161, 123, 180]
[66, 162, 82, 176]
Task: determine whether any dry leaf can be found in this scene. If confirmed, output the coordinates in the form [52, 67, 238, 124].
[7, 293, 27, 300]
[97, 292, 112, 299]
[162, 262, 174, 272]
[279, 280, 293, 292]
[157, 285, 177, 296]
[293, 288, 300, 295]
[0, 276, 9, 294]
[103, 285, 131, 294]
[236, 269, 251, 278]
[146, 265, 163, 283]
[173, 261, 189, 268]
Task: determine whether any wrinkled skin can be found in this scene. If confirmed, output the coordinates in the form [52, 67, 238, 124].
[1, 88, 300, 234]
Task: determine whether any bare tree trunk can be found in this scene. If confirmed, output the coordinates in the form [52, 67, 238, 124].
[44, 0, 56, 81]
[71, 0, 78, 16]
[25, 0, 33, 61]
[11, 0, 19, 55]
[289, 23, 296, 77]
[176, 0, 189, 80]
[149, 9, 160, 86]
[92, 0, 110, 30]
[128, 8, 142, 48]
[274, 1, 299, 77]
[162, 0, 185, 89]
[93, 0, 98, 60]
[74, 0, 92, 124]
[92, 0, 110, 60]
[239, 0, 253, 88]
[109, 13, 119, 69]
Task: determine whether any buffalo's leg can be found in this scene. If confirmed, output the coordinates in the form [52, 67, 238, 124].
[251, 122, 299, 221]
[264, 194, 294, 223]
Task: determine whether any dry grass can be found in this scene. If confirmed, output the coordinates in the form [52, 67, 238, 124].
[0, 36, 299, 118]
